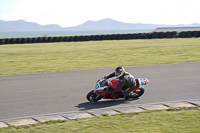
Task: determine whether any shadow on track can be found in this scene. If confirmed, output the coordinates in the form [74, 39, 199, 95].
[75, 98, 139, 111]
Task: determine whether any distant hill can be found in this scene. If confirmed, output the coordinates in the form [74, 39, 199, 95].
[1, 18, 200, 31]
[65, 18, 200, 30]
[0, 20, 63, 31]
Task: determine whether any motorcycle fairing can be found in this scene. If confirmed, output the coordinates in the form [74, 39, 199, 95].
[110, 79, 119, 90]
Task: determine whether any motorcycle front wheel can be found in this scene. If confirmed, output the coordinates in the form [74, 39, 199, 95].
[86, 91, 103, 102]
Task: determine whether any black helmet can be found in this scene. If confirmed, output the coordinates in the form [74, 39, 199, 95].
[115, 66, 125, 78]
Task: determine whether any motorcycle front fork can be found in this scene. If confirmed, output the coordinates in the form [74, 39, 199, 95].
[95, 94, 101, 100]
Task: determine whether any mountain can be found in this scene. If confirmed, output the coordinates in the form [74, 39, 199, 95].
[64, 18, 160, 30]
[0, 20, 63, 31]
[65, 18, 200, 30]
[0, 18, 200, 31]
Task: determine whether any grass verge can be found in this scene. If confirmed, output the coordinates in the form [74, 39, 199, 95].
[0, 38, 200, 75]
[0, 106, 200, 133]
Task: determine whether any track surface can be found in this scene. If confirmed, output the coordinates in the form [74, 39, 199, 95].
[0, 62, 200, 120]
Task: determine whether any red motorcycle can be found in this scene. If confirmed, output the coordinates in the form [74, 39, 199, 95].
[86, 78, 149, 102]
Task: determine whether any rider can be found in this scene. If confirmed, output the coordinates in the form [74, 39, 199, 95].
[104, 66, 136, 100]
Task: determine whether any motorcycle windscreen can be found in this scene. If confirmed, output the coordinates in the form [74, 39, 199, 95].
[110, 79, 119, 90]
[99, 80, 108, 87]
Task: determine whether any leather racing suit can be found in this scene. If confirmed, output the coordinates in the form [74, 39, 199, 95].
[105, 71, 136, 97]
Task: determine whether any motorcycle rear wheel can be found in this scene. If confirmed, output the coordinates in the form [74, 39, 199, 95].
[135, 87, 145, 98]
[86, 91, 103, 102]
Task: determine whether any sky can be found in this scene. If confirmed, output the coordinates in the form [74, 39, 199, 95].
[0, 0, 200, 27]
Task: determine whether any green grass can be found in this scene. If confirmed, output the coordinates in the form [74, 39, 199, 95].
[0, 39, 200, 132]
[0, 38, 200, 75]
[1, 107, 200, 133]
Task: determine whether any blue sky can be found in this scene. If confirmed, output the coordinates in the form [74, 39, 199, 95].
[0, 0, 200, 27]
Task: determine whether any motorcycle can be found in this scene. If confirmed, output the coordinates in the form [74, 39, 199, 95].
[86, 78, 149, 102]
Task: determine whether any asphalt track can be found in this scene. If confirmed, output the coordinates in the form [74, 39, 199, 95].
[0, 62, 200, 120]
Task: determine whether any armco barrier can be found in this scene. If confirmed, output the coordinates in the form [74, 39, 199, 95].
[0, 30, 200, 45]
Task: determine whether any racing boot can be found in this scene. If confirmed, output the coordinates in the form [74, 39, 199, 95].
[122, 87, 131, 100]
[124, 93, 131, 100]
[122, 91, 130, 100]
[129, 91, 138, 98]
